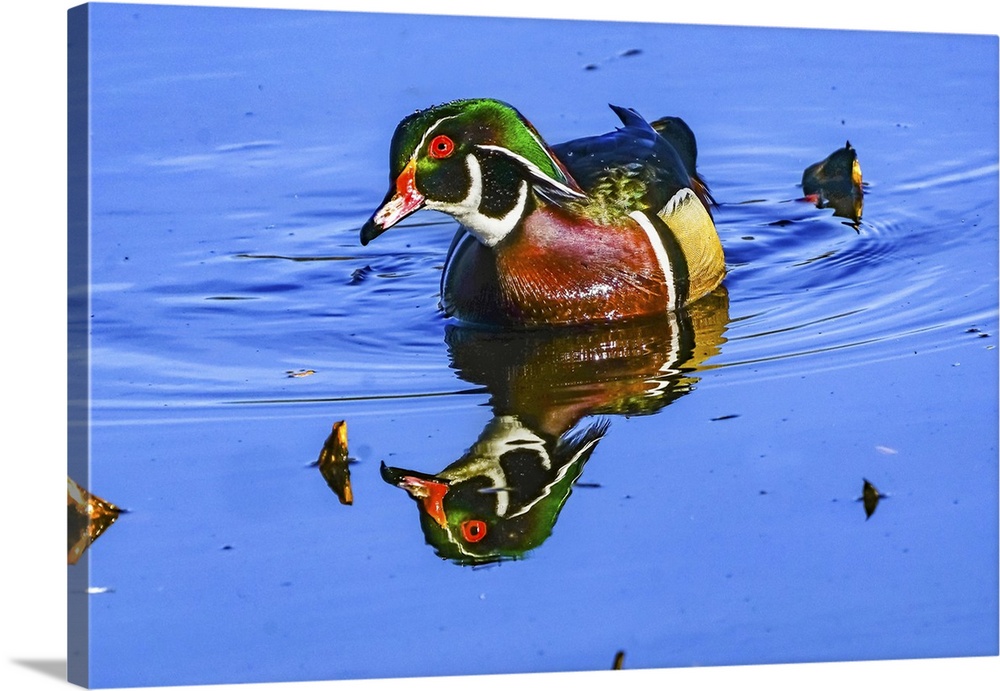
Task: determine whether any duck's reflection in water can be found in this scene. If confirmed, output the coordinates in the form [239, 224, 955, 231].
[381, 289, 730, 565]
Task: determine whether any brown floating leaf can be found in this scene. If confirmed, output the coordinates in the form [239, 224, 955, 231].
[286, 369, 316, 378]
[612, 650, 625, 670]
[801, 141, 864, 224]
[67, 477, 122, 565]
[862, 478, 881, 519]
[318, 420, 353, 505]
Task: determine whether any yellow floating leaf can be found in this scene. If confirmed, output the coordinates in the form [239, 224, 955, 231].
[317, 420, 353, 505]
[286, 369, 316, 378]
[67, 477, 122, 565]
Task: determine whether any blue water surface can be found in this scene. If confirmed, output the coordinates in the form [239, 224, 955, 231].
[77, 3, 998, 687]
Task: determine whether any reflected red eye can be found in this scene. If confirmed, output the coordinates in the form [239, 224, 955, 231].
[460, 519, 487, 543]
[428, 134, 455, 159]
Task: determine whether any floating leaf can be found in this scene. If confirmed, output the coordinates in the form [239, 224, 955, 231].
[612, 650, 625, 670]
[861, 478, 881, 519]
[317, 420, 353, 505]
[67, 477, 122, 565]
[801, 141, 864, 224]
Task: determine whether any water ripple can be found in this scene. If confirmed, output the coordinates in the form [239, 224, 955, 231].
[93, 134, 997, 409]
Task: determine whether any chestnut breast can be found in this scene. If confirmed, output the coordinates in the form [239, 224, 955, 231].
[441, 206, 673, 327]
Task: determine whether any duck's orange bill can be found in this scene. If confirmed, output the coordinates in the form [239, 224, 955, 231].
[399, 475, 449, 528]
[373, 159, 424, 229]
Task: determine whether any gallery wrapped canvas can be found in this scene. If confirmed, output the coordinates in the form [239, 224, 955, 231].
[67, 2, 998, 688]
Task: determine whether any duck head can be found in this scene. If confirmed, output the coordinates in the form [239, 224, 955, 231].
[360, 98, 584, 248]
[380, 418, 608, 566]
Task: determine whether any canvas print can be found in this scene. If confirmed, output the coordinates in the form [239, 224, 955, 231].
[67, 2, 999, 688]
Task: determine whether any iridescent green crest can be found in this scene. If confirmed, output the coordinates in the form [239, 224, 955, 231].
[387, 98, 579, 193]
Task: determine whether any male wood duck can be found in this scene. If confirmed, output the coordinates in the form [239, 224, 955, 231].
[360, 99, 725, 328]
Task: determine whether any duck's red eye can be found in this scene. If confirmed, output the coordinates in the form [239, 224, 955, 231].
[428, 134, 455, 159]
[460, 519, 487, 543]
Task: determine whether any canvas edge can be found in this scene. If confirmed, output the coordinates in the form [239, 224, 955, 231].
[67, 3, 91, 688]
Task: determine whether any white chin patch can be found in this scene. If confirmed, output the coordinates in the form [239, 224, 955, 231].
[426, 154, 528, 248]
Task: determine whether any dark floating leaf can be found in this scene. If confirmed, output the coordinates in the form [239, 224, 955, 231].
[612, 650, 625, 670]
[801, 141, 864, 224]
[711, 414, 740, 421]
[317, 420, 353, 505]
[861, 478, 881, 519]
[620, 48, 642, 57]
[584, 63, 599, 71]
[67, 477, 122, 565]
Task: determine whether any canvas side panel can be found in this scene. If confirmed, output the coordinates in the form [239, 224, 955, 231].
[67, 4, 90, 688]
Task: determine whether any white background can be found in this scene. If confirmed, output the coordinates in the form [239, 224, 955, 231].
[1, 1, 997, 690]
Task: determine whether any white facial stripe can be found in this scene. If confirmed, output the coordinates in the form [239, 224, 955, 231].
[507, 433, 601, 519]
[475, 144, 586, 199]
[628, 209, 676, 312]
[512, 123, 577, 193]
[426, 154, 528, 247]
[412, 114, 461, 159]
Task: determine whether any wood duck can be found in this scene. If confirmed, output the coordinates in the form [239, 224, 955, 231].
[360, 99, 726, 328]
